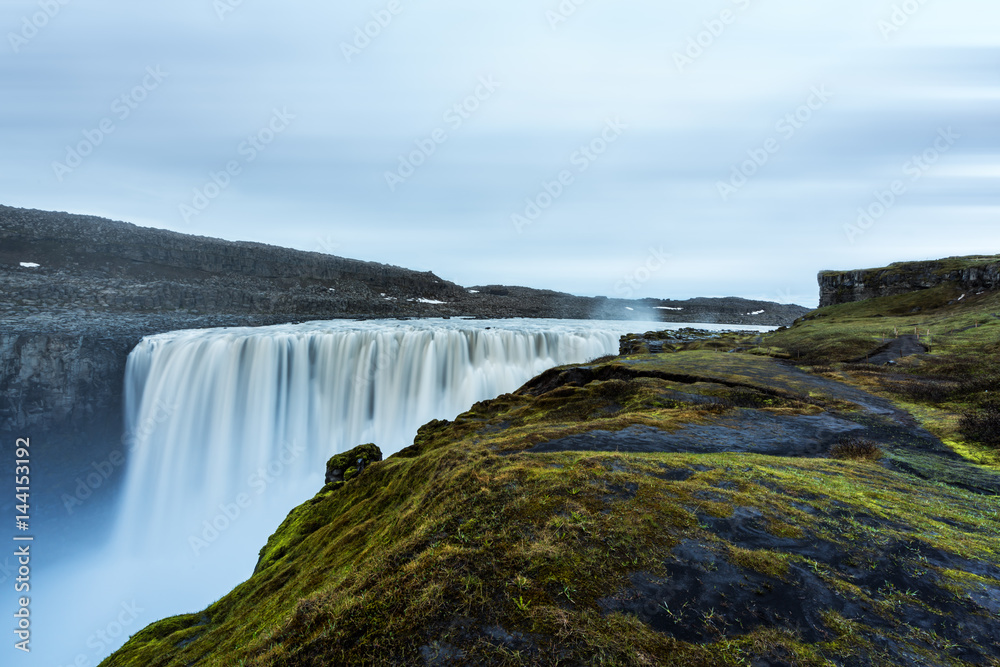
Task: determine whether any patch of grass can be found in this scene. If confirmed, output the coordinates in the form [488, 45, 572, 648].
[829, 437, 884, 462]
[960, 402, 1000, 447]
[725, 545, 791, 579]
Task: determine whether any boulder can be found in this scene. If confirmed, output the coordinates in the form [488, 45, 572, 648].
[325, 443, 383, 485]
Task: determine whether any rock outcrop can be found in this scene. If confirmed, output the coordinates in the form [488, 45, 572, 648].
[324, 443, 383, 486]
[818, 255, 1000, 307]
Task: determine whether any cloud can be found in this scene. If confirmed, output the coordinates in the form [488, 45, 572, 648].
[1, 1, 998, 308]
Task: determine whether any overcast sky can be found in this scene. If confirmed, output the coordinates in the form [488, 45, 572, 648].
[1, 0, 998, 307]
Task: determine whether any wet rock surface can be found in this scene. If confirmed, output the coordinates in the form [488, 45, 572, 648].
[528, 414, 864, 457]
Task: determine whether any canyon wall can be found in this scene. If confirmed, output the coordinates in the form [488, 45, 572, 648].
[818, 256, 1000, 307]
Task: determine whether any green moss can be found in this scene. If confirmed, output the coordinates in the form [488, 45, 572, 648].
[104, 438, 1000, 666]
[725, 545, 792, 579]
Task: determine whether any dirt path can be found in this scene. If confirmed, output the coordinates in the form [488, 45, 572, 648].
[867, 334, 928, 365]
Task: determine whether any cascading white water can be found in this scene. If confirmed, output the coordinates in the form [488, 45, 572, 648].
[115, 318, 641, 550]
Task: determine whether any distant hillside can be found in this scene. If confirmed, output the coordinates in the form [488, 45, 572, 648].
[0, 205, 462, 320]
[0, 205, 808, 325]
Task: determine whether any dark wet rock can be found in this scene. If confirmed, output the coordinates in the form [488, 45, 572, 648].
[599, 540, 851, 645]
[654, 465, 696, 482]
[527, 413, 866, 457]
[620, 327, 768, 355]
[599, 534, 1000, 665]
[602, 481, 639, 504]
[325, 443, 382, 485]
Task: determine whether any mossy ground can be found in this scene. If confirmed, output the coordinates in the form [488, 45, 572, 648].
[104, 280, 1000, 667]
[103, 439, 1000, 666]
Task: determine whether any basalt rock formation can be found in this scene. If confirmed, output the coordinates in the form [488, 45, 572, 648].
[818, 255, 1000, 307]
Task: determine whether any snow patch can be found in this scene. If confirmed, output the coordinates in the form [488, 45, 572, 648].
[467, 290, 479, 294]
[625, 307, 634, 311]
[409, 298, 447, 305]
[20, 262, 40, 269]
[748, 310, 765, 316]
[656, 307, 683, 311]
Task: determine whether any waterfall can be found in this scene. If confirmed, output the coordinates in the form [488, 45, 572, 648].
[113, 318, 656, 553]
